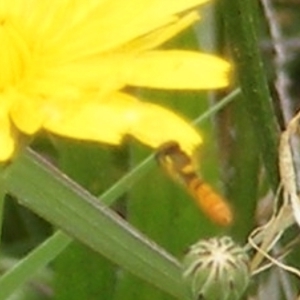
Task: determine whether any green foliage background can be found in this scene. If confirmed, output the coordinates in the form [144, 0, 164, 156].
[1, 0, 300, 299]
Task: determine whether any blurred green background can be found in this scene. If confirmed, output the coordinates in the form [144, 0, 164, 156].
[1, 0, 300, 299]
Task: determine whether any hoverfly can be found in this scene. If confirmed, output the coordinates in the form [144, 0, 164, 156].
[156, 141, 232, 226]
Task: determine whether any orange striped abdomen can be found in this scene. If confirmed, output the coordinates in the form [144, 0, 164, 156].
[188, 179, 233, 226]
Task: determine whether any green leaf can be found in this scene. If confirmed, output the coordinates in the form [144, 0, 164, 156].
[2, 150, 189, 300]
[0, 231, 69, 300]
[52, 141, 122, 300]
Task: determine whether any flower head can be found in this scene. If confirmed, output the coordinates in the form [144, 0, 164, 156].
[183, 236, 250, 300]
[0, 0, 230, 161]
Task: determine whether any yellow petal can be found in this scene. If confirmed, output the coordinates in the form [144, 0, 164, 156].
[44, 0, 209, 60]
[123, 11, 199, 53]
[0, 15, 30, 89]
[128, 99, 202, 156]
[10, 93, 44, 134]
[0, 133, 14, 162]
[43, 92, 201, 156]
[40, 54, 126, 93]
[0, 109, 15, 161]
[43, 92, 138, 145]
[142, 0, 209, 18]
[123, 50, 231, 89]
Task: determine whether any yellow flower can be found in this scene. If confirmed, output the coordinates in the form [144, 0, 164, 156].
[0, 0, 230, 161]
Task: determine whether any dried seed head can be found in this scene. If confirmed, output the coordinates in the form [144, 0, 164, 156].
[183, 236, 250, 300]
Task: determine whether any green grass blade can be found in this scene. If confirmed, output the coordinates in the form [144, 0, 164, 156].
[2, 149, 188, 300]
[53, 141, 123, 300]
[193, 88, 241, 126]
[0, 231, 71, 300]
[100, 153, 155, 205]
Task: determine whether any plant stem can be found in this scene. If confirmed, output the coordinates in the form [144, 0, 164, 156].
[222, 0, 280, 190]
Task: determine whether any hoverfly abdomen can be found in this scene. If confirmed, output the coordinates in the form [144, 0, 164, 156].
[189, 180, 233, 226]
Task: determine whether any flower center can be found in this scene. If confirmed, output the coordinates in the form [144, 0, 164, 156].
[0, 18, 30, 90]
